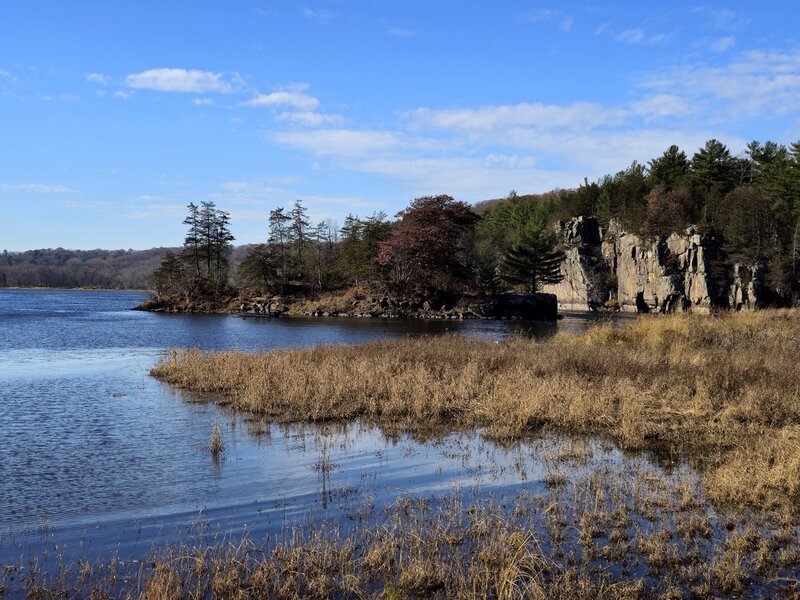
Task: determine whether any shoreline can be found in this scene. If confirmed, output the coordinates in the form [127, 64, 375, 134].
[134, 288, 567, 321]
[1, 286, 150, 292]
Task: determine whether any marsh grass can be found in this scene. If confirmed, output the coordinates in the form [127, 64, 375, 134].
[153, 309, 800, 511]
[10, 430, 800, 598]
[15, 480, 800, 599]
[20, 311, 796, 597]
[205, 424, 225, 455]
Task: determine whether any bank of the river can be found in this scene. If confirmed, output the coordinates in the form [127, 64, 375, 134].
[135, 287, 566, 320]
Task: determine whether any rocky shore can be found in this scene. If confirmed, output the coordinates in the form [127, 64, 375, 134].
[542, 216, 788, 313]
[135, 289, 560, 320]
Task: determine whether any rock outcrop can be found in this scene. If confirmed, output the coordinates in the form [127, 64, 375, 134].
[543, 217, 774, 313]
[544, 217, 611, 311]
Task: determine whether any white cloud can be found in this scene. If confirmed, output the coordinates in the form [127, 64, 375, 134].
[691, 7, 749, 31]
[192, 97, 215, 106]
[114, 90, 134, 100]
[220, 181, 281, 197]
[85, 72, 111, 85]
[642, 48, 800, 119]
[407, 102, 624, 133]
[266, 129, 400, 157]
[42, 93, 79, 103]
[125, 204, 186, 219]
[0, 183, 73, 193]
[125, 68, 233, 93]
[629, 94, 695, 119]
[0, 68, 17, 83]
[612, 27, 668, 45]
[594, 23, 610, 36]
[302, 8, 336, 23]
[242, 91, 320, 110]
[275, 111, 344, 126]
[258, 47, 799, 199]
[389, 27, 416, 38]
[615, 28, 645, 43]
[518, 9, 573, 32]
[709, 36, 736, 53]
[518, 9, 559, 24]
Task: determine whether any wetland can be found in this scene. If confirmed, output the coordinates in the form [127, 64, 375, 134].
[2, 289, 798, 598]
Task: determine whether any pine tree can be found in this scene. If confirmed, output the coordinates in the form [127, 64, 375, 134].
[182, 202, 201, 279]
[497, 225, 564, 294]
[289, 199, 310, 276]
[268, 207, 292, 289]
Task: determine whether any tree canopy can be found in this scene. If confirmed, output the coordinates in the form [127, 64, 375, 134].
[131, 137, 800, 305]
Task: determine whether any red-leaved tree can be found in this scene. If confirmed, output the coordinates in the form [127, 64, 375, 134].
[377, 195, 477, 294]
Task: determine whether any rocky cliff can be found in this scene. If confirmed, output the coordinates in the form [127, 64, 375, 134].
[543, 217, 772, 313]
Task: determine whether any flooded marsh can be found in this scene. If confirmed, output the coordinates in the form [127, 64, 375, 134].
[2, 291, 799, 597]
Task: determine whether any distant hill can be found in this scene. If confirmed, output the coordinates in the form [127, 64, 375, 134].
[0, 246, 256, 290]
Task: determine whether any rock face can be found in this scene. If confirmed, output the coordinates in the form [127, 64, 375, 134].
[543, 217, 774, 313]
[545, 217, 611, 311]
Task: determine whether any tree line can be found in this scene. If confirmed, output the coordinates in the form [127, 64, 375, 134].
[152, 138, 800, 304]
[0, 247, 171, 289]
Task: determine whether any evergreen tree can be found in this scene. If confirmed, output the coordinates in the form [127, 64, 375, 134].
[289, 199, 310, 275]
[182, 202, 201, 279]
[268, 207, 292, 289]
[648, 145, 689, 190]
[152, 250, 185, 295]
[497, 225, 564, 294]
[237, 244, 277, 293]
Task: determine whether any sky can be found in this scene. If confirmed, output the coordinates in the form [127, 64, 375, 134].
[2, 1, 800, 250]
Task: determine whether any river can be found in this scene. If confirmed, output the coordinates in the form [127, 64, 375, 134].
[0, 289, 624, 570]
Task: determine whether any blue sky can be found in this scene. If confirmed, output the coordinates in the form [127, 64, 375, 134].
[2, 1, 800, 250]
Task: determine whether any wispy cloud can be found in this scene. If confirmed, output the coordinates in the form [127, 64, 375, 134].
[642, 48, 800, 119]
[242, 90, 320, 110]
[192, 97, 215, 106]
[85, 72, 111, 85]
[37, 93, 79, 102]
[0, 183, 73, 193]
[275, 110, 344, 126]
[709, 36, 736, 53]
[389, 27, 416, 38]
[125, 68, 236, 93]
[517, 9, 573, 32]
[125, 203, 186, 219]
[616, 28, 644, 43]
[614, 28, 667, 44]
[517, 9, 559, 24]
[266, 129, 401, 158]
[302, 8, 336, 23]
[691, 6, 749, 31]
[407, 102, 625, 133]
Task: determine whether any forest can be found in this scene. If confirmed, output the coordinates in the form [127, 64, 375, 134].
[151, 139, 800, 306]
[5, 138, 799, 304]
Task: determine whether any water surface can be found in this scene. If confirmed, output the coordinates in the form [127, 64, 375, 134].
[0, 289, 626, 562]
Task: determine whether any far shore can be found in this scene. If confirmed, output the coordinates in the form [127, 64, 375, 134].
[1, 286, 150, 292]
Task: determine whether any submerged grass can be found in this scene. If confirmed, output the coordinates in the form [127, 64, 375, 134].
[152, 309, 800, 511]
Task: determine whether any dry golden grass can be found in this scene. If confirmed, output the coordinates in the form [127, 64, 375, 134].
[15, 430, 800, 598]
[151, 309, 800, 510]
[20, 487, 800, 599]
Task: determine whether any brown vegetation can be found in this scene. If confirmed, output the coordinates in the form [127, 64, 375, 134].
[152, 310, 800, 511]
[16, 477, 800, 598]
